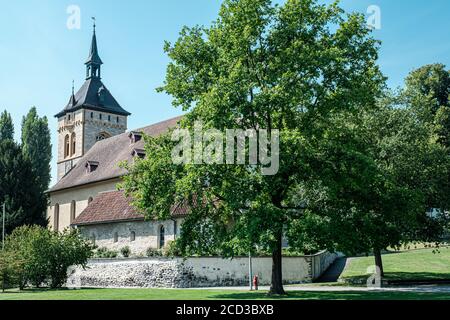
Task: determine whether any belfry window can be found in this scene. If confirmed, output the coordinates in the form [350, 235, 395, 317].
[64, 135, 70, 158]
[70, 132, 76, 156]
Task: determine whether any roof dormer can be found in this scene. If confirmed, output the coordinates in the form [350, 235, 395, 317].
[131, 148, 146, 159]
[85, 161, 99, 173]
[128, 131, 143, 144]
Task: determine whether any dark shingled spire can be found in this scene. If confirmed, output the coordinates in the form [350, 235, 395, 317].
[85, 18, 103, 67]
[55, 20, 131, 118]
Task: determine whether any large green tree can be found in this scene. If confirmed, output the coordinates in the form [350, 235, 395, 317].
[404, 64, 450, 148]
[122, 0, 384, 294]
[289, 100, 450, 276]
[21, 107, 52, 192]
[0, 140, 47, 235]
[0, 110, 14, 141]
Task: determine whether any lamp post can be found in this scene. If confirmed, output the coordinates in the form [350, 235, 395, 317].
[2, 203, 5, 251]
[248, 251, 253, 291]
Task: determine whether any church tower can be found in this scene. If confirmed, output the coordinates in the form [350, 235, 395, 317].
[55, 22, 131, 181]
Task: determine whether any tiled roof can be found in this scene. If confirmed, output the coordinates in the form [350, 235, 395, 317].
[49, 116, 182, 192]
[72, 190, 189, 226]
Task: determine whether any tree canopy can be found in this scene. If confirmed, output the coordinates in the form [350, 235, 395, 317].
[122, 0, 385, 294]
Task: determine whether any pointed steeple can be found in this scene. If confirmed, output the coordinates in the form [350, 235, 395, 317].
[85, 17, 103, 79]
[68, 80, 77, 107]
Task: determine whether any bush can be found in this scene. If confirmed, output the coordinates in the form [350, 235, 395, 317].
[163, 240, 182, 257]
[4, 225, 94, 289]
[0, 250, 25, 292]
[120, 246, 131, 258]
[146, 247, 162, 257]
[94, 247, 118, 258]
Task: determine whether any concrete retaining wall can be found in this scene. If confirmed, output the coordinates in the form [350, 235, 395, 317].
[68, 251, 337, 288]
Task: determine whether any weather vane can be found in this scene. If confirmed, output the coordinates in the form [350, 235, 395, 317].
[92, 17, 96, 32]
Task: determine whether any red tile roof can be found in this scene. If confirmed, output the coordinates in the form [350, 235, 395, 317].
[72, 190, 189, 226]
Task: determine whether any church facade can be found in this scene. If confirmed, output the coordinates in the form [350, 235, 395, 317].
[47, 26, 184, 256]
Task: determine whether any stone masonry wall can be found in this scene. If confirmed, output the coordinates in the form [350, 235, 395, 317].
[68, 252, 337, 288]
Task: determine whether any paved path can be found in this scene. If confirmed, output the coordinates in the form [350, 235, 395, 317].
[315, 256, 350, 283]
[185, 285, 450, 293]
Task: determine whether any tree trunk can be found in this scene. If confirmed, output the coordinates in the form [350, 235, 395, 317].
[269, 231, 286, 295]
[373, 248, 384, 277]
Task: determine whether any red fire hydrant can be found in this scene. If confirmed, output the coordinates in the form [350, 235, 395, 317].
[253, 275, 259, 291]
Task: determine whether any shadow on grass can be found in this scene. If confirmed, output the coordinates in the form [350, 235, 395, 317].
[211, 291, 450, 300]
[342, 272, 450, 285]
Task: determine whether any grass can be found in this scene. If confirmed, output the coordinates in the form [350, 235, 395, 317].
[340, 246, 450, 283]
[1, 245, 450, 300]
[0, 288, 449, 300]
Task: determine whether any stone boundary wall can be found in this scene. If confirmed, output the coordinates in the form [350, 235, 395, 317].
[68, 251, 337, 288]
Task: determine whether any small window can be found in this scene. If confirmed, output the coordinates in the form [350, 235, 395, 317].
[68, 114, 71, 121]
[99, 114, 102, 120]
[114, 232, 118, 243]
[54, 204, 60, 232]
[108, 115, 111, 122]
[91, 234, 96, 245]
[88, 196, 93, 204]
[130, 231, 136, 242]
[70, 200, 76, 223]
[90, 112, 94, 119]
[159, 226, 165, 248]
[116, 116, 119, 123]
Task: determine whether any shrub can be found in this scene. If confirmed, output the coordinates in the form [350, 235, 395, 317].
[94, 247, 118, 258]
[0, 250, 25, 292]
[120, 246, 131, 258]
[163, 240, 182, 257]
[4, 225, 94, 289]
[146, 247, 162, 257]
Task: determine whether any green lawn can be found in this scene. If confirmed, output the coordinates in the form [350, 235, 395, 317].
[340, 246, 450, 283]
[0, 288, 449, 300]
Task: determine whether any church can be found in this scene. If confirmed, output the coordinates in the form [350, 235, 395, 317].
[46, 26, 184, 255]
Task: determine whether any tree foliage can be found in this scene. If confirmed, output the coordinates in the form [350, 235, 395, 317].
[5, 225, 94, 289]
[0, 140, 47, 235]
[0, 110, 14, 141]
[21, 106, 52, 192]
[122, 0, 384, 294]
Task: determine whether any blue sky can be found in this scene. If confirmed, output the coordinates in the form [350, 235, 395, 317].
[0, 0, 449, 186]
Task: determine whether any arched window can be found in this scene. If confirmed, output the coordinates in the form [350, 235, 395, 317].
[54, 204, 60, 232]
[114, 232, 118, 243]
[88, 197, 93, 204]
[70, 132, 76, 156]
[130, 231, 136, 242]
[96, 131, 111, 142]
[64, 135, 70, 158]
[70, 200, 76, 223]
[159, 226, 165, 248]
